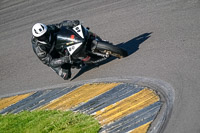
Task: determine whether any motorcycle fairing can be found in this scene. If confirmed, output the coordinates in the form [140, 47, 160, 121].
[56, 25, 88, 56]
[67, 42, 82, 55]
[73, 25, 84, 39]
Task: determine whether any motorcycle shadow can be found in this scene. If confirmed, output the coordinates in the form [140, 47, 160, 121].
[70, 32, 152, 81]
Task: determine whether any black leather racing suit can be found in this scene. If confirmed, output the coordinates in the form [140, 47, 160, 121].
[32, 20, 80, 80]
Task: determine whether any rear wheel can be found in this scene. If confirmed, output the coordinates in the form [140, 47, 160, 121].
[95, 41, 128, 58]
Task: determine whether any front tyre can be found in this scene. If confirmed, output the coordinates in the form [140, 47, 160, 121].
[95, 41, 128, 58]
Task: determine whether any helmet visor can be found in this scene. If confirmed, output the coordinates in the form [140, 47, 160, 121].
[37, 31, 50, 42]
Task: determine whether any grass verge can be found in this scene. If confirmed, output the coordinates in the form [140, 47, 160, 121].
[0, 110, 100, 133]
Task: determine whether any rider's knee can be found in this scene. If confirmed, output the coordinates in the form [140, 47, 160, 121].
[51, 67, 71, 80]
[59, 68, 71, 80]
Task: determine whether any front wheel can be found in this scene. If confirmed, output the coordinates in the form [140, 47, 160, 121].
[95, 41, 128, 58]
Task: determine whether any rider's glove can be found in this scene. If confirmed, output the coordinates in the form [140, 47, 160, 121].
[63, 55, 72, 64]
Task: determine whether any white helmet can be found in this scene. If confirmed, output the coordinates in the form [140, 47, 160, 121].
[32, 23, 47, 37]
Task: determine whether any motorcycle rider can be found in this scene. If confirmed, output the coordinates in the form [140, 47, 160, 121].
[31, 20, 80, 80]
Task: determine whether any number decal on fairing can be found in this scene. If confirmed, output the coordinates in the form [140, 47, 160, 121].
[67, 43, 82, 55]
[73, 25, 84, 39]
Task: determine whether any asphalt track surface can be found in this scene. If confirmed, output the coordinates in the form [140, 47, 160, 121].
[0, 0, 200, 133]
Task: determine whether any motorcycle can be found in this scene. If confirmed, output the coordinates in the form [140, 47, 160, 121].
[55, 24, 128, 68]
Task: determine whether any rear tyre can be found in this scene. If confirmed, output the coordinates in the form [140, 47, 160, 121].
[95, 41, 128, 58]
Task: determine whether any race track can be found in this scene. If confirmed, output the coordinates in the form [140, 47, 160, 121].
[1, 0, 200, 132]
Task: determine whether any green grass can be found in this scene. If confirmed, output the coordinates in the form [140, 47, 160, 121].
[0, 110, 100, 133]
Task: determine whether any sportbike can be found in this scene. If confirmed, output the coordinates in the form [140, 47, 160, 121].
[55, 24, 128, 68]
